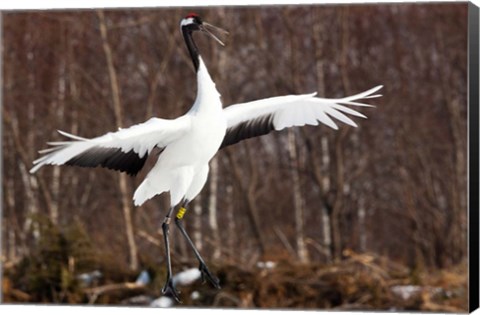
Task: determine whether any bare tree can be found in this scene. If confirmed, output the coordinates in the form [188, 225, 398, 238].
[208, 156, 221, 260]
[97, 10, 138, 271]
[287, 129, 309, 263]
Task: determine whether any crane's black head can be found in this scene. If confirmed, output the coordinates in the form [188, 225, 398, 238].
[180, 13, 228, 72]
[180, 13, 203, 31]
[180, 13, 227, 46]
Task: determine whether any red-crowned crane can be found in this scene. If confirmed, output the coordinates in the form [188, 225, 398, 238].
[30, 13, 382, 301]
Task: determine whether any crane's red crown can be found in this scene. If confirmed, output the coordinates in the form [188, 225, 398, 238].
[185, 13, 199, 19]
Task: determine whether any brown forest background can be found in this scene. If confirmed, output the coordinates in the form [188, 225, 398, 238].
[1, 3, 469, 310]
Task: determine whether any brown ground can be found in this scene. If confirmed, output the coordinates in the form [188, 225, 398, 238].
[2, 249, 467, 312]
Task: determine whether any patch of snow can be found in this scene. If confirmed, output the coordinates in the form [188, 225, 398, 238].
[150, 296, 174, 308]
[190, 290, 200, 300]
[390, 285, 422, 300]
[172, 268, 201, 286]
[135, 270, 151, 286]
[256, 261, 277, 269]
[77, 270, 102, 287]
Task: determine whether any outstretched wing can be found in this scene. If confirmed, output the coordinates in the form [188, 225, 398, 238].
[30, 116, 191, 176]
[220, 85, 382, 149]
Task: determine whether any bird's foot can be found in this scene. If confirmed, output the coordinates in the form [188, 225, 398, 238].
[199, 262, 221, 289]
[162, 278, 181, 303]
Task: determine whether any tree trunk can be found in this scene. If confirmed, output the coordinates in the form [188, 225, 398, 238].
[193, 194, 203, 252]
[226, 147, 267, 256]
[50, 49, 66, 226]
[208, 156, 221, 260]
[226, 184, 236, 259]
[357, 196, 367, 252]
[311, 13, 333, 262]
[98, 10, 138, 271]
[435, 25, 467, 264]
[287, 130, 309, 263]
[4, 162, 17, 261]
[328, 6, 352, 261]
[4, 110, 54, 250]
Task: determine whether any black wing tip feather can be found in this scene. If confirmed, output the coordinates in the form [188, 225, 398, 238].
[65, 147, 148, 176]
[220, 114, 275, 149]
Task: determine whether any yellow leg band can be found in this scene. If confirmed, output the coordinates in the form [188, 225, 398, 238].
[176, 207, 187, 219]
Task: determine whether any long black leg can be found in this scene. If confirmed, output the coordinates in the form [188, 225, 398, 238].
[174, 201, 220, 289]
[161, 206, 181, 302]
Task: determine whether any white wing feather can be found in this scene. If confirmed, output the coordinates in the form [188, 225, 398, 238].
[224, 85, 382, 131]
[30, 116, 191, 173]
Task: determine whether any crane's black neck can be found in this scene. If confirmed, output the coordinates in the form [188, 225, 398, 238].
[182, 28, 200, 72]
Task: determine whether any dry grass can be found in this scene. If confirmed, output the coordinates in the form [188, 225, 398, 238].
[3, 250, 468, 312]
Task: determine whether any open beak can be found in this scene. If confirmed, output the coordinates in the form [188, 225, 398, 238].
[200, 22, 229, 46]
